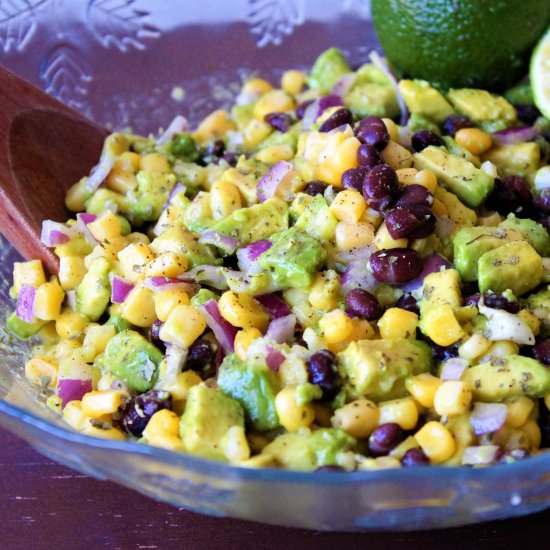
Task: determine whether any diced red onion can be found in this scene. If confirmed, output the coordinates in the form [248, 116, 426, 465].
[341, 261, 379, 293]
[163, 182, 186, 210]
[336, 245, 375, 265]
[401, 253, 452, 292]
[256, 293, 291, 319]
[179, 266, 228, 290]
[65, 290, 77, 311]
[200, 299, 237, 353]
[77, 213, 97, 224]
[470, 403, 508, 436]
[440, 357, 468, 381]
[76, 213, 98, 245]
[478, 299, 535, 345]
[266, 346, 285, 372]
[493, 126, 539, 145]
[199, 231, 239, 255]
[40, 220, 77, 247]
[369, 50, 409, 126]
[236, 240, 272, 273]
[462, 445, 500, 466]
[144, 276, 197, 294]
[156, 115, 190, 145]
[302, 95, 344, 130]
[85, 154, 114, 193]
[330, 73, 357, 98]
[265, 314, 296, 344]
[56, 379, 93, 407]
[256, 160, 293, 202]
[110, 276, 134, 304]
[16, 284, 35, 323]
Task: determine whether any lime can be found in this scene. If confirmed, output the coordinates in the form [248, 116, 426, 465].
[371, 0, 550, 91]
[531, 27, 550, 118]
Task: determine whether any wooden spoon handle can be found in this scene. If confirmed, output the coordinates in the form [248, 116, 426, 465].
[0, 65, 107, 273]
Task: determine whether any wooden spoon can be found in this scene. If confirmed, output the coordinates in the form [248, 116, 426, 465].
[0, 64, 108, 273]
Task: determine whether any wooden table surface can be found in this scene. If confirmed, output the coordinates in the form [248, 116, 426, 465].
[1, 428, 549, 549]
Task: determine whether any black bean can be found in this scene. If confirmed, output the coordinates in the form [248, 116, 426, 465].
[368, 423, 404, 456]
[345, 288, 383, 320]
[121, 390, 172, 437]
[307, 349, 339, 401]
[341, 167, 368, 192]
[533, 340, 550, 365]
[431, 343, 459, 362]
[485, 176, 533, 217]
[295, 99, 313, 120]
[362, 164, 399, 211]
[401, 448, 430, 466]
[483, 292, 520, 313]
[369, 248, 423, 283]
[395, 184, 433, 208]
[534, 189, 550, 213]
[385, 205, 435, 239]
[186, 338, 215, 372]
[303, 180, 329, 196]
[395, 293, 419, 314]
[319, 108, 353, 133]
[515, 104, 541, 125]
[221, 151, 238, 166]
[264, 112, 293, 133]
[355, 117, 389, 150]
[442, 114, 475, 136]
[411, 130, 444, 152]
[357, 144, 381, 168]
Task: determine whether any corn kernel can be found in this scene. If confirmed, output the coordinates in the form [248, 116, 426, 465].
[522, 419, 541, 449]
[405, 373, 442, 408]
[82, 422, 126, 441]
[414, 169, 438, 193]
[115, 151, 141, 172]
[433, 381, 472, 416]
[117, 242, 155, 283]
[477, 212, 502, 226]
[431, 198, 448, 217]
[254, 90, 295, 121]
[39, 322, 58, 344]
[159, 304, 206, 348]
[241, 78, 273, 98]
[33, 280, 65, 321]
[506, 396, 535, 428]
[382, 118, 400, 142]
[275, 386, 315, 432]
[82, 323, 116, 357]
[55, 309, 89, 340]
[255, 143, 295, 164]
[335, 221, 375, 250]
[222, 425, 251, 463]
[65, 179, 89, 212]
[396, 167, 418, 185]
[63, 400, 87, 430]
[121, 285, 156, 327]
[243, 119, 273, 149]
[379, 397, 419, 430]
[234, 328, 262, 361]
[420, 305, 464, 346]
[218, 291, 269, 330]
[144, 409, 180, 437]
[144, 252, 189, 278]
[13, 260, 46, 296]
[281, 70, 306, 95]
[25, 358, 57, 389]
[518, 309, 541, 335]
[458, 333, 492, 360]
[317, 136, 361, 187]
[308, 270, 341, 312]
[164, 370, 202, 401]
[319, 309, 353, 345]
[58, 256, 86, 290]
[153, 287, 190, 322]
[81, 390, 127, 418]
[330, 189, 367, 223]
[87, 211, 123, 242]
[140, 152, 170, 173]
[194, 110, 236, 144]
[332, 399, 379, 438]
[455, 128, 492, 155]
[374, 222, 408, 250]
[54, 338, 81, 359]
[210, 179, 242, 219]
[380, 140, 414, 170]
[378, 308, 418, 339]
[415, 421, 456, 464]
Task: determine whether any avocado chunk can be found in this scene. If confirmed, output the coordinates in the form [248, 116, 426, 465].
[478, 241, 543, 296]
[463, 355, 550, 401]
[500, 214, 550, 256]
[338, 339, 432, 401]
[414, 146, 494, 208]
[106, 313, 131, 333]
[294, 195, 337, 241]
[180, 383, 244, 461]
[259, 227, 326, 288]
[420, 269, 462, 312]
[309, 47, 351, 94]
[85, 189, 128, 216]
[127, 171, 176, 224]
[217, 354, 280, 431]
[504, 83, 533, 106]
[434, 187, 477, 227]
[447, 88, 517, 126]
[150, 225, 221, 268]
[6, 312, 46, 339]
[210, 198, 288, 245]
[344, 82, 400, 119]
[399, 79, 454, 123]
[406, 113, 441, 135]
[452, 226, 524, 282]
[76, 257, 111, 321]
[261, 428, 355, 471]
[482, 142, 540, 180]
[526, 287, 550, 336]
[96, 329, 162, 393]
[441, 136, 481, 167]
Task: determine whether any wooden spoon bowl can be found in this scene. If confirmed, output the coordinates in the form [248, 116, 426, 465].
[0, 65, 107, 272]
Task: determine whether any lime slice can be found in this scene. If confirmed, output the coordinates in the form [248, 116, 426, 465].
[531, 27, 550, 119]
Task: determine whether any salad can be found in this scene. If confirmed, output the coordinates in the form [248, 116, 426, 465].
[7, 47, 550, 471]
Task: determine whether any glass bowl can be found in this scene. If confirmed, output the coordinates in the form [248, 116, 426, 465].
[1, 0, 550, 532]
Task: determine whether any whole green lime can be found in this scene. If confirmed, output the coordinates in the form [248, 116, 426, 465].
[371, 0, 550, 91]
